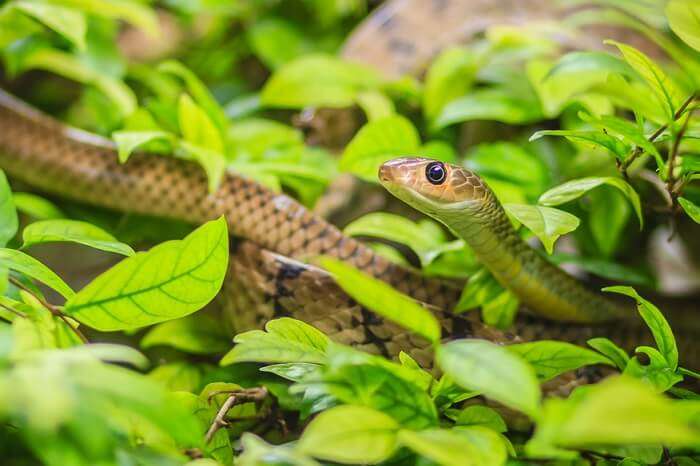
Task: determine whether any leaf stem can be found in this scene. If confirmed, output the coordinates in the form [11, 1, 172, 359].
[8, 276, 88, 343]
[204, 387, 268, 444]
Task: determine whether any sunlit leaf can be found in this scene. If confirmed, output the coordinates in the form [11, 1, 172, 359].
[298, 405, 399, 464]
[509, 340, 614, 381]
[339, 115, 420, 182]
[221, 318, 328, 365]
[12, 192, 64, 220]
[22, 219, 135, 256]
[624, 346, 683, 392]
[0, 248, 74, 299]
[604, 286, 678, 370]
[247, 18, 310, 69]
[0, 169, 17, 247]
[679, 197, 700, 223]
[320, 257, 441, 344]
[141, 314, 231, 354]
[538, 177, 643, 228]
[13, 1, 86, 50]
[503, 204, 580, 254]
[546, 51, 634, 80]
[437, 339, 541, 418]
[112, 130, 174, 163]
[355, 90, 395, 121]
[398, 427, 508, 466]
[64, 217, 228, 331]
[530, 129, 631, 161]
[550, 254, 654, 288]
[666, 0, 700, 52]
[423, 47, 478, 122]
[456, 405, 507, 433]
[587, 337, 630, 371]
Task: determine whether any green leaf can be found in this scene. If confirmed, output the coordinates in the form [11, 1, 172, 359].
[22, 219, 135, 256]
[247, 18, 309, 69]
[13, 1, 86, 50]
[481, 288, 519, 329]
[239, 433, 320, 466]
[158, 60, 228, 134]
[538, 177, 643, 228]
[530, 129, 631, 161]
[432, 88, 543, 130]
[528, 376, 700, 452]
[64, 217, 228, 331]
[423, 47, 478, 122]
[605, 40, 684, 120]
[456, 405, 507, 433]
[0, 170, 17, 247]
[587, 337, 630, 371]
[177, 141, 226, 193]
[56, 0, 159, 37]
[666, 0, 700, 52]
[112, 130, 174, 163]
[509, 340, 614, 382]
[220, 318, 328, 365]
[343, 213, 445, 266]
[550, 254, 654, 288]
[679, 197, 700, 223]
[603, 286, 678, 370]
[141, 314, 231, 354]
[546, 51, 635, 80]
[323, 363, 438, 429]
[320, 257, 441, 344]
[0, 248, 74, 299]
[398, 427, 508, 466]
[339, 115, 420, 183]
[624, 346, 683, 392]
[178, 94, 224, 154]
[261, 54, 383, 109]
[298, 405, 399, 464]
[149, 361, 202, 393]
[355, 90, 395, 121]
[12, 192, 64, 220]
[437, 339, 541, 418]
[503, 204, 580, 254]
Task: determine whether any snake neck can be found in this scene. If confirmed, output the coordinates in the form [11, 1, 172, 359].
[442, 191, 627, 323]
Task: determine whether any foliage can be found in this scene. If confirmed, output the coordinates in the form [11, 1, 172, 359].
[0, 1, 699, 465]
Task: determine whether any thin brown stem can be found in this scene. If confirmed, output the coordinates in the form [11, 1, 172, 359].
[8, 276, 88, 343]
[204, 387, 268, 444]
[620, 93, 696, 176]
[0, 302, 26, 319]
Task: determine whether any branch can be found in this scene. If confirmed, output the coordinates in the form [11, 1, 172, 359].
[204, 387, 268, 444]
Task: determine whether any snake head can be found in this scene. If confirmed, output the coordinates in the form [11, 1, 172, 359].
[378, 157, 488, 215]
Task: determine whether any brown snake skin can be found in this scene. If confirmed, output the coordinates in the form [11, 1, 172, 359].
[0, 0, 697, 369]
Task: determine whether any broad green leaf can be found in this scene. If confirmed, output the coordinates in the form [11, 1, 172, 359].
[481, 288, 519, 329]
[604, 286, 678, 370]
[666, 0, 700, 52]
[538, 177, 643, 228]
[437, 339, 541, 418]
[605, 40, 684, 120]
[323, 363, 438, 429]
[0, 248, 74, 299]
[398, 427, 507, 466]
[588, 186, 632, 258]
[456, 405, 507, 433]
[149, 361, 202, 393]
[355, 90, 395, 121]
[141, 314, 231, 354]
[339, 115, 420, 183]
[239, 433, 320, 466]
[0, 170, 17, 247]
[503, 204, 580, 254]
[22, 219, 135, 256]
[298, 405, 399, 464]
[12, 192, 64, 220]
[432, 89, 543, 130]
[546, 51, 635, 80]
[158, 60, 228, 134]
[528, 376, 700, 451]
[320, 257, 441, 344]
[530, 129, 631, 161]
[112, 130, 174, 163]
[423, 47, 478, 122]
[178, 94, 224, 154]
[679, 197, 700, 223]
[624, 346, 683, 392]
[509, 340, 614, 381]
[221, 318, 328, 365]
[19, 48, 136, 116]
[64, 217, 228, 331]
[13, 1, 86, 50]
[587, 337, 630, 370]
[261, 54, 383, 109]
[343, 213, 444, 266]
[456, 267, 505, 313]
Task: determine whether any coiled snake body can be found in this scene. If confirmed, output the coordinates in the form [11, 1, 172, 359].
[0, 0, 696, 367]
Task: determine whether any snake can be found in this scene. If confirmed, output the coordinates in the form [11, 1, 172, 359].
[0, 0, 697, 369]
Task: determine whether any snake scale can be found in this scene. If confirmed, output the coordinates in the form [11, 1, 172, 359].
[0, 0, 697, 368]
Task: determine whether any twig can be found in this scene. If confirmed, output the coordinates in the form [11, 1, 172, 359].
[0, 302, 26, 319]
[204, 387, 268, 444]
[620, 93, 696, 177]
[8, 276, 88, 343]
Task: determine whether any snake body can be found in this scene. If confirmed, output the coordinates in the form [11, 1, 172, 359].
[0, 0, 696, 367]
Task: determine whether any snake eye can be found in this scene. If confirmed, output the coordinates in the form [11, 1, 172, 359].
[425, 162, 446, 185]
